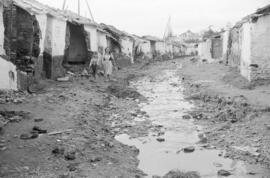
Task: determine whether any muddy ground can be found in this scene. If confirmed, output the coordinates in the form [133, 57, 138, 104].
[0, 57, 270, 178]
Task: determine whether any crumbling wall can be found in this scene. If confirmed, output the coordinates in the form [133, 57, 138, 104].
[3, 4, 42, 90]
[249, 15, 270, 82]
[65, 22, 88, 64]
[227, 27, 241, 68]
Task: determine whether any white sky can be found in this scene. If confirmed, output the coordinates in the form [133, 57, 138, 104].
[36, 0, 270, 37]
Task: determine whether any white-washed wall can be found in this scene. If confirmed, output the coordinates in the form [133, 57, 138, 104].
[0, 57, 17, 90]
[85, 25, 98, 52]
[36, 14, 47, 53]
[240, 22, 251, 80]
[97, 31, 107, 51]
[156, 41, 166, 54]
[198, 40, 212, 61]
[121, 37, 133, 57]
[222, 31, 229, 61]
[52, 18, 66, 56]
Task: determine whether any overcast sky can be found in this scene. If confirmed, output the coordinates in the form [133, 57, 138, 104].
[36, 0, 270, 37]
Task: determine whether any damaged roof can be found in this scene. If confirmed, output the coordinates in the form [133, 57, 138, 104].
[232, 3, 270, 29]
[100, 23, 134, 40]
[142, 35, 163, 42]
[11, 0, 98, 26]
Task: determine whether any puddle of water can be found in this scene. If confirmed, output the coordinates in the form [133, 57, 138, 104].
[116, 69, 270, 178]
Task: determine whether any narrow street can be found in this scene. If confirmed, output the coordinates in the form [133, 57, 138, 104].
[1, 58, 270, 177]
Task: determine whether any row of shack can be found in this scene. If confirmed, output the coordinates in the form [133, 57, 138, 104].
[198, 4, 270, 82]
[0, 0, 188, 91]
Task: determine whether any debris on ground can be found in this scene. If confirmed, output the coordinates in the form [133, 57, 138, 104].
[183, 146, 196, 153]
[217, 169, 232, 177]
[163, 169, 200, 178]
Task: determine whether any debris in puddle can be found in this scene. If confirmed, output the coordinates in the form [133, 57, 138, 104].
[156, 138, 165, 142]
[217, 169, 232, 176]
[20, 133, 39, 140]
[183, 146, 195, 153]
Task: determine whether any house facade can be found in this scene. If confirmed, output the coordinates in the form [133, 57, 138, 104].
[0, 1, 17, 90]
[226, 5, 270, 82]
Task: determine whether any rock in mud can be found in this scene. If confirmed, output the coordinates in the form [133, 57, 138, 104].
[182, 114, 192, 120]
[90, 156, 102, 163]
[198, 133, 207, 144]
[163, 169, 200, 178]
[52, 147, 65, 155]
[157, 138, 165, 142]
[183, 146, 195, 153]
[67, 163, 79, 172]
[34, 118, 44, 122]
[217, 170, 232, 176]
[32, 126, 47, 134]
[8, 116, 22, 123]
[20, 133, 39, 140]
[65, 151, 76, 160]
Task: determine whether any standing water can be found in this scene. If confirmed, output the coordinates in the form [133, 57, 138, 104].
[115, 67, 270, 178]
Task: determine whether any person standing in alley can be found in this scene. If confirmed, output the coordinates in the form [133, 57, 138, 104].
[103, 48, 115, 81]
[89, 52, 99, 79]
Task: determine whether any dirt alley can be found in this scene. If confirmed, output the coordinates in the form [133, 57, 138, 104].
[1, 57, 270, 178]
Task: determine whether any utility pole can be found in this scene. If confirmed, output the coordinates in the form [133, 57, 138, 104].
[78, 0, 81, 15]
[85, 0, 95, 22]
[62, 0, 67, 10]
[62, 0, 94, 21]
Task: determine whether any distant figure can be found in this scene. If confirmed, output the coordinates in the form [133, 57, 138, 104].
[103, 48, 115, 81]
[89, 52, 99, 79]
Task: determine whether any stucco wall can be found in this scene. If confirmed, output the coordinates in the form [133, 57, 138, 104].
[198, 39, 212, 61]
[0, 57, 17, 90]
[240, 22, 251, 80]
[121, 37, 133, 57]
[0, 3, 5, 55]
[228, 27, 241, 68]
[141, 41, 151, 54]
[85, 25, 98, 52]
[249, 15, 270, 81]
[156, 41, 166, 54]
[52, 18, 66, 56]
[35, 14, 47, 53]
[222, 31, 229, 62]
[97, 31, 107, 52]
